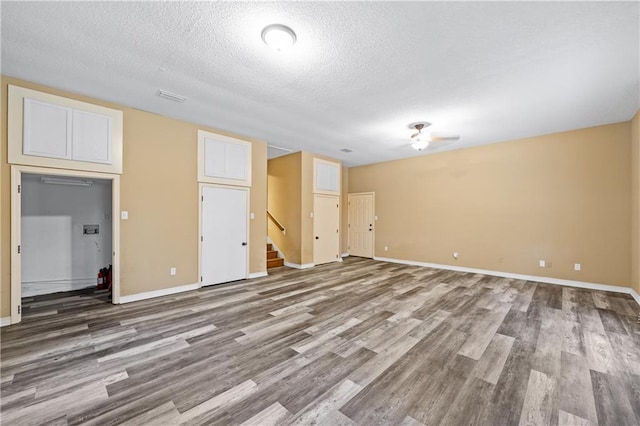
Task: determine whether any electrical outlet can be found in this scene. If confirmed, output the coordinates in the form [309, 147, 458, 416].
[453, 252, 459, 259]
[384, 246, 388, 251]
[121, 211, 128, 220]
[170, 267, 176, 276]
[539, 260, 546, 268]
[574, 263, 581, 271]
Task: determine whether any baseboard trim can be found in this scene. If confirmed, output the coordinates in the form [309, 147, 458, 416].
[342, 253, 349, 258]
[248, 271, 268, 279]
[22, 279, 95, 298]
[284, 262, 315, 269]
[0, 317, 12, 327]
[119, 283, 200, 304]
[374, 256, 640, 306]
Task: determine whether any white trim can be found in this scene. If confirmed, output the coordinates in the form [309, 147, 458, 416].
[119, 283, 199, 304]
[284, 262, 315, 269]
[374, 256, 640, 306]
[11, 165, 121, 323]
[1, 317, 12, 327]
[342, 253, 349, 258]
[22, 279, 95, 297]
[248, 272, 268, 279]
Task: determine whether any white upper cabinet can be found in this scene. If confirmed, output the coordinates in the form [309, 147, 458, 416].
[71, 109, 112, 164]
[198, 130, 252, 186]
[9, 85, 123, 174]
[314, 158, 340, 194]
[23, 98, 72, 160]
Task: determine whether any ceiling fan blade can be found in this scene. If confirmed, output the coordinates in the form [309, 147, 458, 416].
[430, 134, 460, 142]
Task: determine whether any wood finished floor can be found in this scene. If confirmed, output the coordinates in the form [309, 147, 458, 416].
[1, 257, 640, 426]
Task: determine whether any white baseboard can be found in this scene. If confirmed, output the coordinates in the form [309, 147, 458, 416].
[248, 271, 268, 279]
[342, 253, 349, 257]
[22, 279, 95, 297]
[284, 262, 315, 269]
[0, 317, 12, 327]
[374, 256, 640, 306]
[119, 282, 199, 304]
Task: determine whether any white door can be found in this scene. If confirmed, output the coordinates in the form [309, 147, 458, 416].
[348, 193, 375, 258]
[201, 186, 248, 286]
[313, 194, 340, 265]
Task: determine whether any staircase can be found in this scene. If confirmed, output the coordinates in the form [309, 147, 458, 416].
[267, 243, 284, 268]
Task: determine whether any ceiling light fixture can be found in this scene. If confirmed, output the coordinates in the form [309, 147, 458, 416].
[411, 139, 430, 151]
[261, 24, 297, 52]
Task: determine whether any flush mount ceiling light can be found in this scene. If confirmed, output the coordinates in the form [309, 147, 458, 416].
[261, 24, 297, 52]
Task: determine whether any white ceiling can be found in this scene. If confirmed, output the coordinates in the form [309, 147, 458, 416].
[2, 2, 638, 166]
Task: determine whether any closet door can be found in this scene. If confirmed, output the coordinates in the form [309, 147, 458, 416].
[201, 186, 248, 286]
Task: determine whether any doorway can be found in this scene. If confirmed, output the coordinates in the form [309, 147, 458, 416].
[11, 165, 121, 324]
[313, 194, 340, 265]
[200, 185, 249, 286]
[348, 192, 375, 258]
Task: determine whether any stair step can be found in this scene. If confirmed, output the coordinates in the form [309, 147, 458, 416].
[267, 250, 278, 259]
[267, 258, 284, 268]
[266, 243, 273, 251]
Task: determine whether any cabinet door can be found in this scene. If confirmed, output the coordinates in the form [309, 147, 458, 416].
[72, 110, 112, 164]
[198, 130, 252, 186]
[314, 158, 340, 193]
[23, 98, 72, 160]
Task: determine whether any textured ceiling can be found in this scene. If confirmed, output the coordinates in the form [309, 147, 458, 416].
[1, 2, 638, 166]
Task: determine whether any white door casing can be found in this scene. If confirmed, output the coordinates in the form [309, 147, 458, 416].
[313, 194, 340, 265]
[348, 192, 375, 258]
[200, 185, 249, 286]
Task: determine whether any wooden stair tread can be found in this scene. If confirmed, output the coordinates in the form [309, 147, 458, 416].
[267, 258, 284, 268]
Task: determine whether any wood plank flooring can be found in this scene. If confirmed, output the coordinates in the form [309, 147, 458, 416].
[1, 257, 639, 425]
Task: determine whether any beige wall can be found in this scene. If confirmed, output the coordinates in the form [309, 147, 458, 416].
[349, 123, 632, 287]
[267, 152, 302, 264]
[267, 152, 342, 266]
[632, 110, 640, 294]
[1, 76, 267, 316]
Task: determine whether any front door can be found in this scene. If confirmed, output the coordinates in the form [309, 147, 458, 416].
[201, 186, 248, 285]
[313, 194, 340, 265]
[348, 192, 374, 258]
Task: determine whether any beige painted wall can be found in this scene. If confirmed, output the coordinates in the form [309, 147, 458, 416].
[267, 152, 303, 264]
[631, 110, 640, 294]
[267, 152, 342, 266]
[349, 123, 632, 287]
[1, 76, 267, 317]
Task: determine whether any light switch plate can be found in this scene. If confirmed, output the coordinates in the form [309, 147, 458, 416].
[574, 263, 581, 271]
[250, 212, 255, 219]
[170, 267, 176, 276]
[121, 211, 128, 220]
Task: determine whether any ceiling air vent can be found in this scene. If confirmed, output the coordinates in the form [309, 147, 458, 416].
[340, 148, 353, 153]
[157, 89, 188, 103]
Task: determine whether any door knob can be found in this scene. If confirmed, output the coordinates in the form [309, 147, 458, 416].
[315, 236, 319, 240]
[242, 242, 247, 246]
[369, 229, 372, 231]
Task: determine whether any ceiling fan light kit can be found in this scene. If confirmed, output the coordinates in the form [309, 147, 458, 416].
[408, 122, 460, 151]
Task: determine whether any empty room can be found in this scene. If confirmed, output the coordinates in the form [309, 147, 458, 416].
[1, 2, 639, 425]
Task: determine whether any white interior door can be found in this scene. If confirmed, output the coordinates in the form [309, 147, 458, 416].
[348, 193, 375, 258]
[313, 194, 340, 265]
[201, 186, 248, 286]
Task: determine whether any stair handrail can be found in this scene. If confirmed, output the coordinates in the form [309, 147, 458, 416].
[267, 211, 286, 234]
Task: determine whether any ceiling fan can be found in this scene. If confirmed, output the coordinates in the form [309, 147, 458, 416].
[409, 122, 460, 151]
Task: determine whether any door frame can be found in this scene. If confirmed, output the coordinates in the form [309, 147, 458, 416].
[10, 164, 121, 324]
[313, 193, 341, 265]
[198, 183, 250, 287]
[347, 192, 375, 258]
